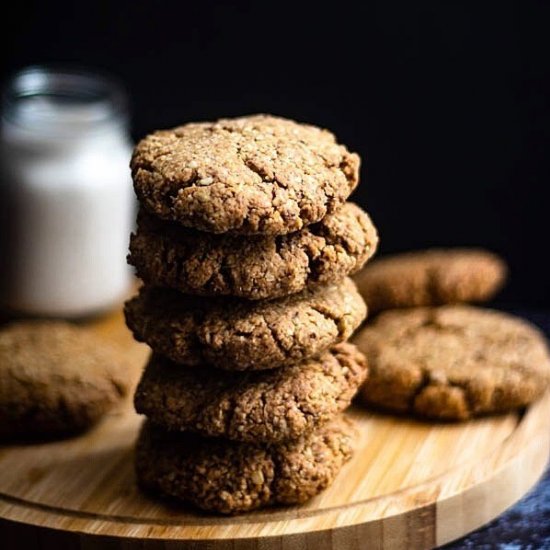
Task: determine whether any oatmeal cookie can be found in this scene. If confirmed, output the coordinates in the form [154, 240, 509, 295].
[354, 305, 550, 420]
[128, 202, 378, 301]
[135, 416, 355, 514]
[134, 343, 367, 442]
[131, 114, 360, 235]
[124, 278, 366, 371]
[0, 322, 129, 439]
[353, 248, 507, 313]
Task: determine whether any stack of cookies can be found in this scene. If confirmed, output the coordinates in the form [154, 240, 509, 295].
[124, 115, 379, 514]
[353, 249, 550, 420]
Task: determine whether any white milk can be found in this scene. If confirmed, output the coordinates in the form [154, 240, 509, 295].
[0, 67, 134, 317]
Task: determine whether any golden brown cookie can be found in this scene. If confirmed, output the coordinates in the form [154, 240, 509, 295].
[124, 278, 366, 371]
[131, 114, 360, 235]
[135, 416, 355, 514]
[134, 343, 367, 443]
[128, 202, 378, 301]
[354, 305, 550, 420]
[0, 322, 129, 439]
[353, 248, 507, 313]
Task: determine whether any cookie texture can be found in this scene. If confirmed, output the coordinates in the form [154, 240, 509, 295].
[354, 306, 550, 420]
[134, 343, 368, 443]
[125, 278, 366, 371]
[131, 114, 360, 235]
[135, 416, 355, 514]
[0, 322, 129, 439]
[128, 202, 378, 301]
[353, 248, 507, 313]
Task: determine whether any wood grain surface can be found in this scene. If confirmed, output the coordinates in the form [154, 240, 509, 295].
[0, 304, 548, 549]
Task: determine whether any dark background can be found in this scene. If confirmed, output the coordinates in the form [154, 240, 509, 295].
[4, 1, 550, 306]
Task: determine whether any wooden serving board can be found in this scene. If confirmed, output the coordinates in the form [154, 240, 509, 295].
[0, 305, 549, 550]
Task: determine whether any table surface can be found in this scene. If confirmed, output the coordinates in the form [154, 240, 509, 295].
[443, 308, 550, 550]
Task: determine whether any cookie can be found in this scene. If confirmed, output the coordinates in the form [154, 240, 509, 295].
[134, 343, 367, 443]
[0, 322, 129, 439]
[354, 306, 550, 420]
[125, 278, 366, 371]
[128, 202, 378, 301]
[131, 114, 360, 235]
[353, 248, 507, 313]
[135, 416, 355, 514]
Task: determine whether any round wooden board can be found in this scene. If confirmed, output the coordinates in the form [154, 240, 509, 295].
[0, 306, 549, 550]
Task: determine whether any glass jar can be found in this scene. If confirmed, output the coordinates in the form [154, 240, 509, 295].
[0, 66, 135, 317]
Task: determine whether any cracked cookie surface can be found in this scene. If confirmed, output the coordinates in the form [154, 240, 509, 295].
[353, 248, 507, 313]
[125, 278, 366, 371]
[128, 202, 378, 301]
[353, 305, 550, 420]
[135, 416, 355, 514]
[134, 343, 367, 443]
[0, 322, 129, 439]
[131, 114, 360, 235]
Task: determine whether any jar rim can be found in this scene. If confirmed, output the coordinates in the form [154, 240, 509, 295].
[2, 65, 129, 135]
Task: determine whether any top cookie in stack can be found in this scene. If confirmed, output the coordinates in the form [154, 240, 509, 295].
[130, 114, 361, 235]
[125, 115, 378, 514]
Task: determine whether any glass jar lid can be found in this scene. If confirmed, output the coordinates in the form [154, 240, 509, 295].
[2, 65, 129, 138]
